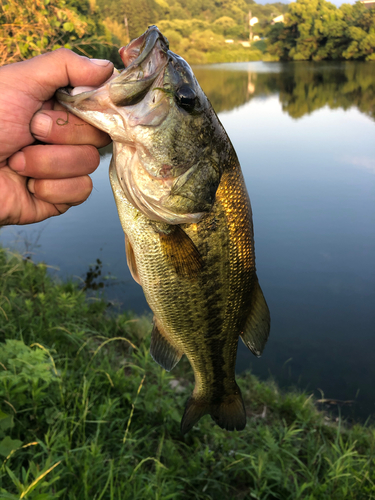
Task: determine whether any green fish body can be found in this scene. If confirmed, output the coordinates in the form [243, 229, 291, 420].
[57, 26, 270, 433]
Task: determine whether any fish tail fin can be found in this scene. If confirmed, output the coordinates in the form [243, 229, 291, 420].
[181, 387, 246, 435]
[180, 396, 210, 435]
[210, 389, 246, 432]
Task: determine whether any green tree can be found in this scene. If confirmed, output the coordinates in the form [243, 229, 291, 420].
[266, 0, 375, 62]
[281, 0, 339, 61]
[341, 2, 375, 60]
[97, 0, 164, 39]
[0, 0, 113, 65]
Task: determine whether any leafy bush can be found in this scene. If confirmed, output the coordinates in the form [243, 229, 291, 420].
[0, 340, 56, 409]
[0, 0, 114, 65]
[266, 0, 375, 61]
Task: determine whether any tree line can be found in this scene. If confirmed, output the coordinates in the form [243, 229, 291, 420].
[267, 0, 375, 61]
[1, 0, 375, 66]
[1, 0, 286, 65]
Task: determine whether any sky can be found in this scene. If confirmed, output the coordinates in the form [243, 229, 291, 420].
[255, 0, 357, 5]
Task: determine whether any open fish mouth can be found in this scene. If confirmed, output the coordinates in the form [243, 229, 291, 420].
[56, 25, 169, 111]
[56, 26, 220, 225]
[119, 25, 168, 69]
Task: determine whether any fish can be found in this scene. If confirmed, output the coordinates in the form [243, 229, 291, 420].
[56, 26, 270, 434]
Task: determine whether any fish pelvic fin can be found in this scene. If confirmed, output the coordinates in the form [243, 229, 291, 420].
[150, 318, 183, 371]
[157, 225, 203, 278]
[240, 277, 270, 357]
[125, 234, 141, 285]
[181, 387, 246, 435]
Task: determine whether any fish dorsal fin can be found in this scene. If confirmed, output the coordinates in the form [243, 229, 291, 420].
[240, 278, 270, 357]
[150, 318, 183, 372]
[125, 234, 141, 285]
[158, 225, 203, 278]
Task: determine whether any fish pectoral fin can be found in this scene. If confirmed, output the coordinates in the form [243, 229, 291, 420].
[150, 318, 183, 372]
[158, 225, 203, 278]
[181, 388, 246, 435]
[125, 234, 141, 285]
[240, 278, 270, 357]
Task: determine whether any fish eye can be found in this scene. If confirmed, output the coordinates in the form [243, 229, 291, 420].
[176, 84, 196, 112]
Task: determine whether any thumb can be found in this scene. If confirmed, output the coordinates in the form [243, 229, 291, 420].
[3, 49, 114, 102]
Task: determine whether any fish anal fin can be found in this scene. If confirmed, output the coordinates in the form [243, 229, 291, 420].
[150, 318, 183, 372]
[181, 387, 246, 435]
[158, 225, 203, 278]
[240, 278, 270, 357]
[125, 234, 141, 285]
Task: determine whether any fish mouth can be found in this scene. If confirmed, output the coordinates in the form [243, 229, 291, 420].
[56, 26, 207, 225]
[119, 25, 169, 70]
[56, 25, 169, 111]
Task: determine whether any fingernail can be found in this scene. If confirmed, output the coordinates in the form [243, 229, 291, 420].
[9, 151, 26, 173]
[90, 58, 112, 67]
[31, 112, 52, 138]
[28, 178, 35, 194]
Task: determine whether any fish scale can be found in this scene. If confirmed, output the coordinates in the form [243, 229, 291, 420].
[57, 25, 270, 433]
[110, 150, 257, 430]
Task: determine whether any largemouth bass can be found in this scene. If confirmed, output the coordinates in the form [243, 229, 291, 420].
[57, 26, 270, 434]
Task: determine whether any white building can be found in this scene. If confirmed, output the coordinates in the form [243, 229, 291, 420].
[272, 15, 285, 24]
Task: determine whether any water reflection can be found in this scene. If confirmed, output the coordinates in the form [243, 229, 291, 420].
[194, 61, 375, 120]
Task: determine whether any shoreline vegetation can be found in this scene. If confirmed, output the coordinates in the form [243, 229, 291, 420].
[0, 247, 374, 497]
[1, 0, 374, 67]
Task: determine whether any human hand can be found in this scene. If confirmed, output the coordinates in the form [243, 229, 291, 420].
[0, 49, 114, 225]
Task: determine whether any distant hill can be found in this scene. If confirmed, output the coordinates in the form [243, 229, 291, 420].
[96, 0, 288, 42]
[254, 0, 288, 4]
[96, 0, 288, 64]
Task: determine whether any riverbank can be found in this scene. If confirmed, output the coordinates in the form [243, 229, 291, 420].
[0, 246, 374, 499]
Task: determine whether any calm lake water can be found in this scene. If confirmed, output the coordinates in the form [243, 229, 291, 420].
[1, 61, 374, 421]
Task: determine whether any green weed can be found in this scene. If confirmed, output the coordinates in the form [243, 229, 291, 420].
[0, 247, 374, 499]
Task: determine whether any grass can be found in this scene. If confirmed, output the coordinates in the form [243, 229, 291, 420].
[0, 246, 374, 499]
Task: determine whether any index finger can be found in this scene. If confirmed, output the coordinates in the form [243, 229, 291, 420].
[30, 108, 111, 147]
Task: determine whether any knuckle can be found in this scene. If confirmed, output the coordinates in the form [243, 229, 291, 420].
[54, 204, 70, 215]
[33, 179, 47, 199]
[23, 146, 50, 176]
[79, 175, 93, 200]
[53, 47, 74, 60]
[84, 146, 100, 171]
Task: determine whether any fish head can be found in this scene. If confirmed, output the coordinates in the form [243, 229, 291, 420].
[56, 26, 229, 224]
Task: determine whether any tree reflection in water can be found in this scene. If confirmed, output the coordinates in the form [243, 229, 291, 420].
[194, 61, 375, 120]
